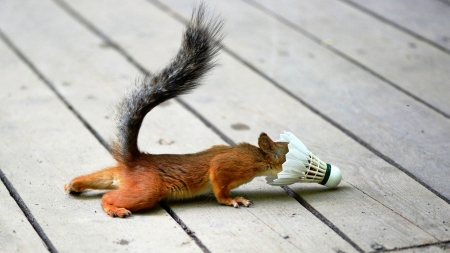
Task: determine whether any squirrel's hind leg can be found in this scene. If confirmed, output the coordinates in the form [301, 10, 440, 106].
[64, 166, 119, 193]
[101, 175, 169, 218]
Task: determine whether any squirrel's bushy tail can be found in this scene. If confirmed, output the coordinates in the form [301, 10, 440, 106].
[111, 4, 223, 162]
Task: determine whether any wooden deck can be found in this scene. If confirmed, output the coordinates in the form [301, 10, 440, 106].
[1, 0, 449, 252]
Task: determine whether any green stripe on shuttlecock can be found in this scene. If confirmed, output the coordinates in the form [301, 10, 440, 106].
[319, 164, 332, 186]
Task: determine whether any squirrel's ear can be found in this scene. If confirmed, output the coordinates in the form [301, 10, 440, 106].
[258, 133, 275, 153]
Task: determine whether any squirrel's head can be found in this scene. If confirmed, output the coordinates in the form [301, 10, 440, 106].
[258, 133, 289, 166]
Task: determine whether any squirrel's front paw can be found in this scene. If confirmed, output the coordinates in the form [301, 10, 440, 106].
[235, 196, 252, 208]
[222, 196, 253, 208]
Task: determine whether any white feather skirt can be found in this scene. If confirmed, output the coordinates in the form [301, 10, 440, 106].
[266, 132, 342, 187]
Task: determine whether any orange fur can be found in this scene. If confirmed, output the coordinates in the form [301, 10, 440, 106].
[65, 134, 288, 217]
[64, 4, 290, 218]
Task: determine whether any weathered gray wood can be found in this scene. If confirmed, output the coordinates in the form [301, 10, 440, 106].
[169, 177, 359, 252]
[76, 1, 450, 250]
[162, 0, 450, 199]
[178, 52, 449, 251]
[0, 21, 200, 253]
[54, 2, 450, 249]
[0, 0, 358, 252]
[396, 243, 450, 253]
[0, 182, 47, 253]
[345, 0, 450, 52]
[247, 0, 450, 117]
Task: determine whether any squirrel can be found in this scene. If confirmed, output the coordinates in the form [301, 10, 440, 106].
[64, 4, 289, 218]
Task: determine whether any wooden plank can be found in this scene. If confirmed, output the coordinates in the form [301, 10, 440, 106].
[245, 0, 450, 118]
[0, 0, 358, 252]
[344, 0, 450, 52]
[253, 0, 450, 200]
[395, 243, 450, 253]
[175, 52, 448, 251]
[0, 182, 47, 253]
[0, 23, 200, 253]
[402, 243, 450, 253]
[167, 178, 360, 252]
[161, 0, 450, 200]
[106, 0, 450, 251]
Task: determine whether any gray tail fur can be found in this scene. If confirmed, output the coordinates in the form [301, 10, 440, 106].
[111, 4, 223, 162]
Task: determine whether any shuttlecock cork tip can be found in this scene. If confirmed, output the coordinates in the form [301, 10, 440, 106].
[320, 164, 342, 188]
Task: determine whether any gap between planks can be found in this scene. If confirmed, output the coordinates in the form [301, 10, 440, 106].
[52, 0, 449, 251]
[3, 0, 447, 251]
[370, 240, 450, 253]
[50, 0, 365, 251]
[240, 0, 450, 121]
[0, 28, 210, 253]
[0, 168, 58, 253]
[0, 0, 358, 251]
[337, 0, 450, 56]
[149, 0, 450, 206]
[52, 0, 236, 148]
[0, 30, 59, 253]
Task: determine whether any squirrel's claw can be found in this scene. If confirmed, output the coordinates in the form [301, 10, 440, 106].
[225, 196, 252, 208]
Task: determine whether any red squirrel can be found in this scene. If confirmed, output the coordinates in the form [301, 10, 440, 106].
[64, 4, 289, 218]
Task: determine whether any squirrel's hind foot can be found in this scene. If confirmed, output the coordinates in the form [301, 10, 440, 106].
[103, 203, 132, 218]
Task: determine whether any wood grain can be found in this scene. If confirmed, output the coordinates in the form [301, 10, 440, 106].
[345, 0, 450, 52]
[2, 0, 449, 251]
[158, 0, 450, 250]
[0, 13, 200, 253]
[0, 182, 47, 253]
[243, 0, 450, 117]
[161, 0, 450, 200]
[181, 52, 449, 251]
[0, 0, 357, 252]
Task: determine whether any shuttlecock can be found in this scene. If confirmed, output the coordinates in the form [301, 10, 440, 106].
[266, 132, 342, 188]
